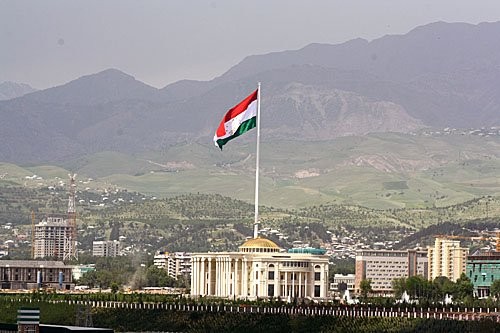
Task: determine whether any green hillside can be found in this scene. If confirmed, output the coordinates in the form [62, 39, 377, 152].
[1, 133, 499, 210]
[97, 133, 500, 209]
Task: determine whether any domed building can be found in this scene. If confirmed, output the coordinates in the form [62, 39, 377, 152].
[191, 236, 329, 300]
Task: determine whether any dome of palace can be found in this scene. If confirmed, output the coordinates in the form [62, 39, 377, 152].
[239, 237, 281, 253]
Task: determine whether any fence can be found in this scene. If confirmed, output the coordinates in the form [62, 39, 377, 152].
[8, 299, 499, 322]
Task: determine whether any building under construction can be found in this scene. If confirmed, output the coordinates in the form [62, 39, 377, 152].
[32, 174, 78, 261]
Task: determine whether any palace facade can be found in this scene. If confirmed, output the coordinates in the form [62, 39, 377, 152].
[190, 237, 329, 300]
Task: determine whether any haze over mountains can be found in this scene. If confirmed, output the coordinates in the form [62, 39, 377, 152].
[1, 21, 500, 164]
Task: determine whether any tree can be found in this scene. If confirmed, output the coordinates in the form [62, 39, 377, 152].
[78, 270, 99, 288]
[433, 276, 456, 301]
[406, 275, 432, 299]
[360, 279, 373, 301]
[145, 265, 175, 287]
[392, 277, 407, 299]
[490, 279, 500, 299]
[111, 282, 119, 294]
[454, 273, 474, 302]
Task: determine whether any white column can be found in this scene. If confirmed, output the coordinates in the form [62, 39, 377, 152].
[321, 264, 326, 298]
[221, 258, 225, 297]
[222, 258, 226, 297]
[304, 272, 310, 297]
[208, 258, 213, 295]
[228, 258, 232, 297]
[255, 265, 258, 297]
[195, 257, 200, 295]
[200, 257, 205, 295]
[243, 259, 248, 298]
[194, 258, 200, 295]
[226, 257, 231, 296]
[231, 259, 236, 297]
[224, 257, 228, 296]
[222, 257, 226, 297]
[285, 272, 288, 298]
[235, 259, 239, 297]
[299, 272, 302, 298]
[215, 257, 220, 296]
[191, 257, 196, 295]
[274, 266, 279, 297]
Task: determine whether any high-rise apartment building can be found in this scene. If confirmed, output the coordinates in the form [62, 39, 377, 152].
[33, 216, 73, 260]
[32, 174, 78, 260]
[427, 237, 468, 282]
[355, 249, 428, 295]
[92, 240, 121, 257]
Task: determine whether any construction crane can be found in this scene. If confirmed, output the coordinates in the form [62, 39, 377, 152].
[64, 173, 78, 261]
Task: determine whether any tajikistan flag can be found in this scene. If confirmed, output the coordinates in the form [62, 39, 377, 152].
[213, 89, 258, 150]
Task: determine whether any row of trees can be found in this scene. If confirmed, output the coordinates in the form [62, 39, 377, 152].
[391, 274, 474, 303]
[359, 274, 500, 306]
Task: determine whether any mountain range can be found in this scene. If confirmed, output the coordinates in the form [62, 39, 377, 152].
[1, 21, 500, 164]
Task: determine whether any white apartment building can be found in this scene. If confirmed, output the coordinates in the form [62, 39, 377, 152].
[33, 216, 74, 260]
[355, 249, 428, 295]
[428, 237, 468, 282]
[153, 251, 192, 279]
[92, 240, 121, 257]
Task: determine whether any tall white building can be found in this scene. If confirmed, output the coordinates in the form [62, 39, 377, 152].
[33, 216, 73, 260]
[428, 237, 468, 282]
[92, 240, 121, 257]
[153, 251, 191, 279]
[33, 175, 78, 260]
[191, 237, 329, 300]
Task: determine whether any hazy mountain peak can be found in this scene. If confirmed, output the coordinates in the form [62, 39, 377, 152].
[0, 81, 37, 101]
[219, 21, 500, 85]
[24, 68, 158, 105]
[83, 68, 136, 81]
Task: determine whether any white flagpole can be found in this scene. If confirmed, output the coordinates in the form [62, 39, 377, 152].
[253, 82, 261, 239]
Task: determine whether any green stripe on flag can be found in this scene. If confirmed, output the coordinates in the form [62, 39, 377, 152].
[216, 116, 256, 149]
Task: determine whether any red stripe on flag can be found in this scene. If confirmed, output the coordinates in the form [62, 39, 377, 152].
[215, 89, 258, 137]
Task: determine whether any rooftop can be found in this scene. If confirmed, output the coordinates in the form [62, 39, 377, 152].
[239, 237, 281, 253]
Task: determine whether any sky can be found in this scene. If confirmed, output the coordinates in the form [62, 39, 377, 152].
[1, 0, 500, 89]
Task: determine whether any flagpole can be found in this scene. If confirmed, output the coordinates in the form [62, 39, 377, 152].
[253, 82, 261, 239]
